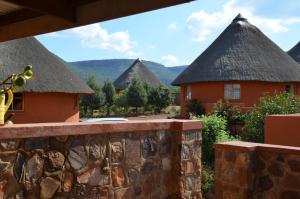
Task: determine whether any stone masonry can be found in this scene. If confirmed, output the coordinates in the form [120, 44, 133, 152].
[0, 129, 202, 199]
[215, 142, 300, 199]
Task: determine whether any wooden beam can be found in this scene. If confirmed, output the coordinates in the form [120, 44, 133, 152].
[2, 0, 76, 22]
[0, 8, 41, 26]
[0, 0, 193, 42]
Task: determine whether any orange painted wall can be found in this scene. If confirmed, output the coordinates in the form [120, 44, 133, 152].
[265, 114, 300, 147]
[9, 93, 80, 124]
[180, 81, 300, 115]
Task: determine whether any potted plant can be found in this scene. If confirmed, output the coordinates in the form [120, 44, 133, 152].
[0, 65, 33, 125]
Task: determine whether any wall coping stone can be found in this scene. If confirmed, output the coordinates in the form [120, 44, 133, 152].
[0, 119, 202, 139]
[215, 141, 300, 156]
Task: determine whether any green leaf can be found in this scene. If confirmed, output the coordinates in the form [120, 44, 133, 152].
[23, 70, 33, 80]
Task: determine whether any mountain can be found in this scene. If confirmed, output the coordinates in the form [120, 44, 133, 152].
[67, 59, 187, 85]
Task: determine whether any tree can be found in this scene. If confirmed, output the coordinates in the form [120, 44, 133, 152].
[148, 85, 173, 113]
[80, 75, 105, 115]
[115, 88, 129, 113]
[102, 80, 116, 115]
[143, 82, 152, 112]
[127, 78, 147, 112]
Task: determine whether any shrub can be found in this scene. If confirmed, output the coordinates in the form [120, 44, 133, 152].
[202, 165, 215, 194]
[243, 92, 300, 142]
[242, 109, 264, 142]
[195, 114, 238, 194]
[196, 114, 236, 165]
[213, 100, 243, 124]
[187, 99, 205, 116]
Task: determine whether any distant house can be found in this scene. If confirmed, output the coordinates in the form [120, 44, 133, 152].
[113, 58, 163, 91]
[0, 37, 93, 124]
[288, 42, 300, 63]
[172, 14, 300, 115]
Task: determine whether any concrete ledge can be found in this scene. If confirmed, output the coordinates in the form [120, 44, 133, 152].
[215, 141, 300, 155]
[0, 119, 202, 139]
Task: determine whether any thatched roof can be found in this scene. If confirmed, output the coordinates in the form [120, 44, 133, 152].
[114, 59, 163, 90]
[288, 42, 300, 63]
[0, 37, 93, 94]
[172, 14, 300, 86]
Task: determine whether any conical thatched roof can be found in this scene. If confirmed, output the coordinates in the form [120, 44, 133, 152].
[0, 37, 93, 94]
[172, 14, 300, 86]
[113, 59, 163, 90]
[288, 41, 300, 63]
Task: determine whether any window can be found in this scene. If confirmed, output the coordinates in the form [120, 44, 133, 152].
[6, 93, 24, 111]
[186, 85, 192, 100]
[285, 85, 294, 94]
[224, 84, 240, 100]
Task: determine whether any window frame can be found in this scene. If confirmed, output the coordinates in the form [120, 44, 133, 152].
[7, 92, 24, 112]
[186, 85, 192, 101]
[224, 84, 241, 100]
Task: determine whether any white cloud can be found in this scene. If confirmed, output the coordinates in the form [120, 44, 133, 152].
[161, 55, 178, 66]
[187, 0, 300, 42]
[168, 22, 178, 30]
[71, 24, 135, 52]
[43, 23, 138, 56]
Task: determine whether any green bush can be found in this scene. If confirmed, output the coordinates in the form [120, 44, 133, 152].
[187, 99, 205, 116]
[213, 100, 244, 124]
[243, 92, 300, 142]
[195, 114, 237, 194]
[202, 165, 215, 194]
[196, 114, 236, 165]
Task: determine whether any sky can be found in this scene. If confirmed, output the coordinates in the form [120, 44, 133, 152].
[36, 0, 300, 67]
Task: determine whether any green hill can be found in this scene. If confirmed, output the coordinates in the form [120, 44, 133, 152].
[67, 59, 187, 85]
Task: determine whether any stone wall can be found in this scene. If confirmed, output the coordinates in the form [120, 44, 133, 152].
[0, 120, 202, 199]
[215, 141, 300, 199]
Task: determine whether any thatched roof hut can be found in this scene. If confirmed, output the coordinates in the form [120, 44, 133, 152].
[288, 41, 300, 63]
[114, 59, 163, 90]
[172, 14, 300, 86]
[0, 37, 93, 94]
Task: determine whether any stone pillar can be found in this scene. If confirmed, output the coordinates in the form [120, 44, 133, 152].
[178, 131, 202, 198]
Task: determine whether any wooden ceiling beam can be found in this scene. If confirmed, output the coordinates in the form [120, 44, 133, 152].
[0, 8, 41, 26]
[0, 0, 193, 42]
[1, 0, 76, 22]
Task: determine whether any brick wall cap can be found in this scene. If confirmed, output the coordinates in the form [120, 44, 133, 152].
[215, 141, 300, 155]
[0, 119, 202, 139]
